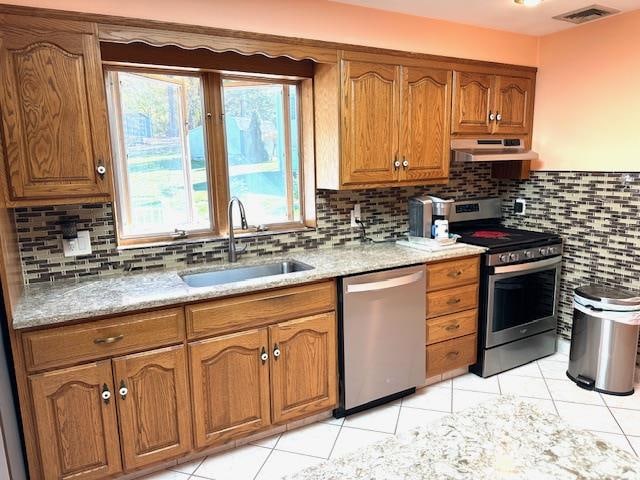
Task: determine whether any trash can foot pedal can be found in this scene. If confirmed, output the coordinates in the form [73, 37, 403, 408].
[573, 373, 595, 391]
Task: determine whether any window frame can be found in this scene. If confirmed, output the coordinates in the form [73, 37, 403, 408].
[104, 62, 316, 248]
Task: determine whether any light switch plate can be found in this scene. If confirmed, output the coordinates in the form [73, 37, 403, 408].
[63, 230, 92, 257]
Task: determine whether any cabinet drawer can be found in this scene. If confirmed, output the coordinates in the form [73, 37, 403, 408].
[426, 309, 477, 345]
[426, 257, 479, 292]
[426, 284, 478, 318]
[23, 308, 185, 372]
[426, 334, 477, 377]
[186, 281, 336, 339]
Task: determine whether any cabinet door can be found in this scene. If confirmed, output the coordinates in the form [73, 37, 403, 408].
[451, 71, 494, 134]
[29, 361, 121, 480]
[269, 312, 337, 424]
[400, 67, 451, 182]
[0, 16, 112, 202]
[113, 345, 192, 470]
[341, 60, 400, 185]
[493, 75, 534, 135]
[189, 329, 271, 448]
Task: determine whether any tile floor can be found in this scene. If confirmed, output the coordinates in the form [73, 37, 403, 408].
[147, 350, 640, 480]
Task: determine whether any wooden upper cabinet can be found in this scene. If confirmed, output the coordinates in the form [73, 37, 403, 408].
[269, 312, 337, 424]
[493, 75, 534, 135]
[400, 67, 451, 182]
[0, 15, 112, 204]
[112, 345, 192, 470]
[340, 60, 400, 185]
[189, 329, 271, 448]
[451, 71, 494, 134]
[29, 361, 122, 480]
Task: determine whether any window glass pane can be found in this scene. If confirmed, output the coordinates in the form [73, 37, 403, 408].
[114, 71, 211, 237]
[222, 79, 301, 227]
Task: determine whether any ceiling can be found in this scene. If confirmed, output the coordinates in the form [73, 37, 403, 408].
[329, 0, 640, 35]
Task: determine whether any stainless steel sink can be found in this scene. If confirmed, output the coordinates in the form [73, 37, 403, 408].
[180, 260, 314, 287]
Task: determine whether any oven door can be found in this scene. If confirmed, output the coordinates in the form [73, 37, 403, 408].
[485, 256, 561, 348]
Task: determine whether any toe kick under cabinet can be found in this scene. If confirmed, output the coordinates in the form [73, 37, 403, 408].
[425, 257, 480, 377]
[20, 280, 337, 480]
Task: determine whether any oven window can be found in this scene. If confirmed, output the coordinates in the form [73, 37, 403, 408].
[492, 269, 557, 332]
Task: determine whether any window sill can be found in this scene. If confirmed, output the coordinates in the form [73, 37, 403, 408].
[115, 225, 316, 251]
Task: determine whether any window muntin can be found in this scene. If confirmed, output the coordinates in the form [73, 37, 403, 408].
[108, 70, 212, 239]
[222, 78, 302, 228]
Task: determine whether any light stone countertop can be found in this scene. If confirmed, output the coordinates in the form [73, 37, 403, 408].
[12, 242, 486, 330]
[287, 395, 640, 480]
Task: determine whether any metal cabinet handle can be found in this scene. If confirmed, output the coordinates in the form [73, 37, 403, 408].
[118, 380, 128, 400]
[273, 344, 281, 359]
[260, 347, 269, 364]
[447, 270, 463, 278]
[496, 112, 502, 122]
[101, 384, 111, 404]
[402, 158, 409, 169]
[447, 298, 461, 305]
[446, 351, 460, 359]
[489, 111, 496, 121]
[445, 324, 461, 332]
[96, 160, 107, 178]
[393, 157, 401, 170]
[94, 334, 124, 345]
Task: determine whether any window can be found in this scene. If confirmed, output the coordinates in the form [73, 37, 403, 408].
[107, 70, 213, 240]
[222, 78, 302, 228]
[106, 65, 312, 246]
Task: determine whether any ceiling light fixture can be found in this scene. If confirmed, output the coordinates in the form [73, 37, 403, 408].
[514, 0, 543, 6]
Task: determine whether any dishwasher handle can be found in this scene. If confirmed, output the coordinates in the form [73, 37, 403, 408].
[346, 270, 424, 294]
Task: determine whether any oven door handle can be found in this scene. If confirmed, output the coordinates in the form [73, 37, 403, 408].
[493, 256, 562, 275]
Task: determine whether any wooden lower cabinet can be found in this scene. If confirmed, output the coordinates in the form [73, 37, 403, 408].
[29, 361, 122, 480]
[112, 345, 192, 470]
[426, 334, 477, 378]
[269, 312, 337, 424]
[189, 329, 271, 448]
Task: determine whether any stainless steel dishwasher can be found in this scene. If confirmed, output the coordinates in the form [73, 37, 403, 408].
[335, 264, 426, 417]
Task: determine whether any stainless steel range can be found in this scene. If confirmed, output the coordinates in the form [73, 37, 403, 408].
[448, 198, 563, 377]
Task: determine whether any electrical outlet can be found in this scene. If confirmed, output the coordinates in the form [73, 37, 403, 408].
[63, 230, 92, 257]
[350, 204, 361, 227]
[514, 198, 526, 216]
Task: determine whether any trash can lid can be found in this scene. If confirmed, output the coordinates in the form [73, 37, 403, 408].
[575, 285, 640, 308]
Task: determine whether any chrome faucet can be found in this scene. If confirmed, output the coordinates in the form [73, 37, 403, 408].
[227, 197, 249, 262]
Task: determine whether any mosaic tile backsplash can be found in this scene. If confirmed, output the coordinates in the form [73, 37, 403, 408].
[15, 162, 499, 285]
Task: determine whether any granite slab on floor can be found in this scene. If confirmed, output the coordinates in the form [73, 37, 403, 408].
[287, 396, 640, 480]
[12, 243, 485, 329]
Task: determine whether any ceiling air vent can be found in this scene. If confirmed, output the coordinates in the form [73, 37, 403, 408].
[553, 4, 620, 24]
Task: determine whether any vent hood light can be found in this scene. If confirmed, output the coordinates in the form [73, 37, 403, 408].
[514, 0, 543, 6]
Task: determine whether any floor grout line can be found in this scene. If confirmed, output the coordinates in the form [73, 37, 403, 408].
[327, 421, 345, 460]
[535, 361, 561, 416]
[251, 446, 276, 480]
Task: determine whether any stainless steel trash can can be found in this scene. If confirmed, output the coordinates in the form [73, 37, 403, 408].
[567, 285, 640, 396]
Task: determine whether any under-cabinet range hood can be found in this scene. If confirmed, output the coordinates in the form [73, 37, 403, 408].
[451, 138, 539, 163]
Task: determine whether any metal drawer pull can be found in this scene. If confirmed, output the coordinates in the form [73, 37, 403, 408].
[101, 384, 111, 404]
[447, 298, 461, 305]
[446, 351, 460, 359]
[445, 324, 461, 332]
[94, 334, 124, 345]
[260, 347, 269, 364]
[273, 344, 281, 359]
[118, 380, 128, 400]
[447, 270, 463, 278]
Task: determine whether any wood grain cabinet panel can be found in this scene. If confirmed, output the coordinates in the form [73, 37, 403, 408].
[0, 15, 112, 203]
[451, 71, 494, 134]
[426, 334, 477, 377]
[113, 345, 192, 470]
[29, 361, 122, 480]
[340, 60, 400, 185]
[426, 257, 480, 292]
[493, 75, 534, 135]
[426, 284, 479, 319]
[269, 312, 337, 424]
[189, 329, 271, 448]
[400, 67, 451, 182]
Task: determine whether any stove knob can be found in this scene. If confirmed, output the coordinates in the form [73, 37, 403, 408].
[499, 254, 509, 263]
[509, 253, 520, 262]
[524, 250, 533, 259]
[548, 246, 557, 255]
[539, 248, 548, 256]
